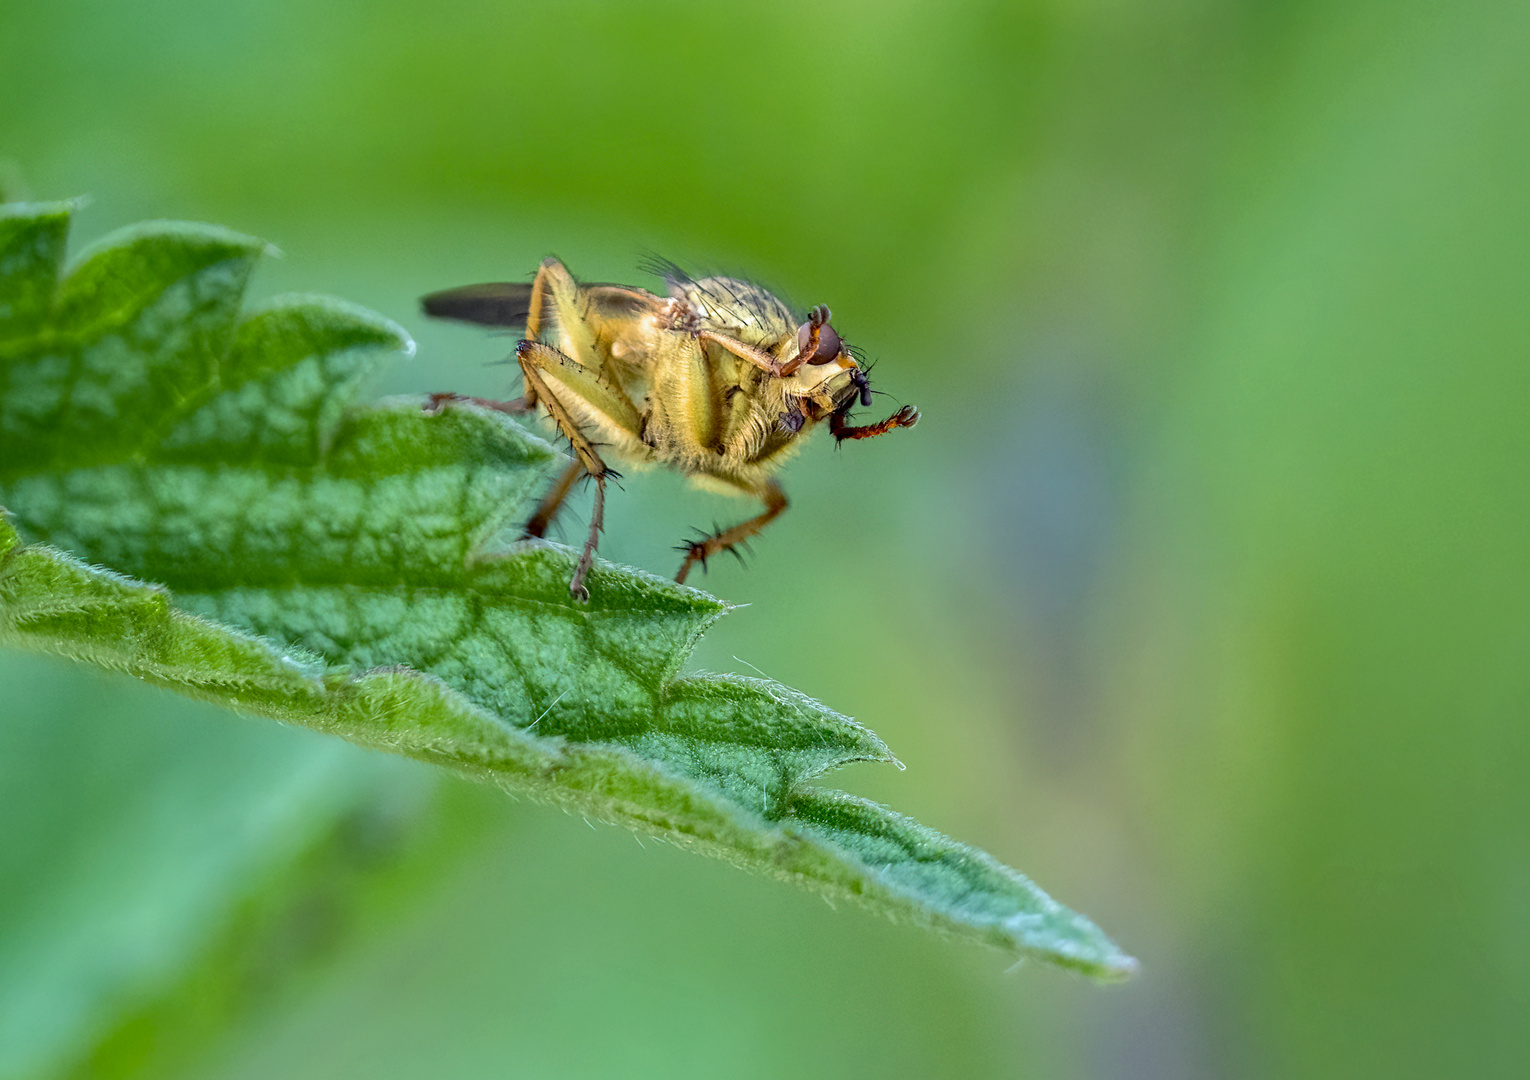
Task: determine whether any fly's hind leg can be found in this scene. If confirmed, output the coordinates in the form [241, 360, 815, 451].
[422, 258, 574, 416]
[675, 480, 789, 585]
[515, 339, 644, 602]
[424, 391, 537, 415]
[430, 260, 647, 599]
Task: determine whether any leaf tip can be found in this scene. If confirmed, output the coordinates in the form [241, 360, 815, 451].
[1000, 908, 1139, 981]
[73, 218, 270, 263]
[253, 293, 416, 356]
[0, 195, 79, 220]
[1105, 952, 1141, 980]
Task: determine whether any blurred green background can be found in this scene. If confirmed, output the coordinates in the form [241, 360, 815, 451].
[3, 0, 1528, 1076]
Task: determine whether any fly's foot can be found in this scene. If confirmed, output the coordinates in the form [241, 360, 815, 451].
[675, 540, 708, 583]
[674, 528, 717, 584]
[831, 403, 921, 443]
[675, 527, 754, 584]
[423, 392, 464, 415]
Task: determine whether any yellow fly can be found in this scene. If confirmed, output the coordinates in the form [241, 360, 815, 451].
[424, 258, 919, 600]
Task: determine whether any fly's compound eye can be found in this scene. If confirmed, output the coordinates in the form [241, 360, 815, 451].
[797, 304, 843, 365]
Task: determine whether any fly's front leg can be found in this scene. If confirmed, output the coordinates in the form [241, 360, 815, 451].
[694, 330, 789, 376]
[830, 404, 920, 442]
[675, 480, 788, 585]
[694, 304, 837, 379]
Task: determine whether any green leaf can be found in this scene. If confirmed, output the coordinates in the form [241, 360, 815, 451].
[0, 201, 1135, 979]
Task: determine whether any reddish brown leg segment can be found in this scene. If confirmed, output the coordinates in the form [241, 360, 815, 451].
[575, 472, 609, 603]
[424, 391, 536, 415]
[830, 404, 920, 441]
[524, 459, 584, 539]
[675, 481, 789, 585]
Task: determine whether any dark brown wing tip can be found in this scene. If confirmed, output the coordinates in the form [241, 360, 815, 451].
[420, 282, 534, 328]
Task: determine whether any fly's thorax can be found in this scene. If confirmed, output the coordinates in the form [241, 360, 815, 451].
[674, 276, 796, 348]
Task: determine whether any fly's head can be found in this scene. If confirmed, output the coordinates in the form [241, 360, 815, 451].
[777, 304, 873, 415]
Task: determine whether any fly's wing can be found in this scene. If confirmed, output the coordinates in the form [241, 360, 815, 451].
[422, 281, 663, 330]
[580, 284, 665, 334]
[420, 282, 534, 328]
